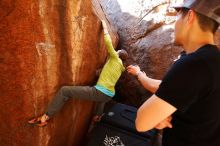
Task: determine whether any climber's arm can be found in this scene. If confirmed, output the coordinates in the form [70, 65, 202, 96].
[101, 20, 118, 58]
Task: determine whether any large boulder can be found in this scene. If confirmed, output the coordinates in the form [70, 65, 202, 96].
[0, 0, 117, 146]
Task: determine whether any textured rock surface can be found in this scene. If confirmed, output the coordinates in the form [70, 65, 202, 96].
[100, 0, 220, 107]
[215, 29, 220, 48]
[0, 0, 219, 145]
[0, 0, 117, 146]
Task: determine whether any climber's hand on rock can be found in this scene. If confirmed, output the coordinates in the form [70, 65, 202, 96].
[101, 20, 108, 34]
[101, 20, 107, 29]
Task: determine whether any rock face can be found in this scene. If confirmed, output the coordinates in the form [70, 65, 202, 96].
[0, 0, 219, 145]
[100, 0, 220, 107]
[0, 0, 117, 146]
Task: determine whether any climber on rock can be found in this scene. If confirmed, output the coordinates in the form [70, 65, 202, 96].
[28, 20, 128, 127]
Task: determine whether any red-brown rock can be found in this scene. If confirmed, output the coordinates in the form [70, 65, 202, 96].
[0, 0, 117, 146]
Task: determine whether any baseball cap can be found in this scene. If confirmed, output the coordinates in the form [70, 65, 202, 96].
[171, 0, 220, 24]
